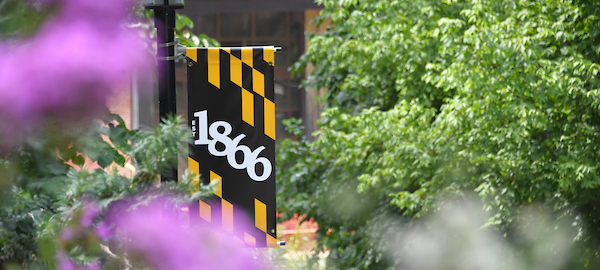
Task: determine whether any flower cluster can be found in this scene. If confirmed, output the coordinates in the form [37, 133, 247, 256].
[56, 202, 107, 270]
[58, 197, 261, 270]
[0, 0, 151, 146]
[108, 197, 260, 270]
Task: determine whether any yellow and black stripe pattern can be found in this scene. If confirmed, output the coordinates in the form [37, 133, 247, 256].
[186, 46, 278, 248]
[188, 157, 278, 247]
[187, 46, 276, 140]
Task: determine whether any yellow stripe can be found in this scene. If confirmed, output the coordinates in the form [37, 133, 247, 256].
[267, 234, 278, 247]
[210, 171, 222, 198]
[264, 99, 276, 140]
[264, 46, 275, 66]
[253, 69, 264, 97]
[242, 88, 254, 126]
[241, 47, 253, 67]
[199, 200, 211, 223]
[255, 198, 267, 232]
[230, 55, 242, 87]
[208, 48, 220, 88]
[222, 199, 234, 232]
[186, 48, 197, 62]
[188, 157, 200, 193]
[223, 48, 231, 54]
[188, 157, 199, 175]
[244, 233, 256, 247]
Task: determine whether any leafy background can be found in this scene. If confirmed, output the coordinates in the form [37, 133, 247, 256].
[278, 0, 600, 269]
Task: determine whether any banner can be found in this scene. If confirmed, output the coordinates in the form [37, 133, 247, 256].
[186, 46, 277, 247]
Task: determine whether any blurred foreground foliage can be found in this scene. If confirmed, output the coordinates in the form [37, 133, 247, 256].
[0, 2, 216, 267]
[0, 0, 219, 48]
[279, 0, 600, 269]
[0, 114, 203, 268]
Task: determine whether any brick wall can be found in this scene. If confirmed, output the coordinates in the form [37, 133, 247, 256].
[106, 82, 132, 129]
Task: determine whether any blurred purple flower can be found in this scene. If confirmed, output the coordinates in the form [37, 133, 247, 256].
[80, 201, 99, 228]
[108, 197, 260, 270]
[0, 21, 150, 124]
[0, 0, 152, 146]
[57, 251, 76, 270]
[94, 223, 111, 240]
[27, 0, 136, 23]
[60, 228, 76, 241]
[62, 0, 136, 25]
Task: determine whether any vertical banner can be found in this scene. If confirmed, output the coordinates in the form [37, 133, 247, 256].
[186, 46, 277, 247]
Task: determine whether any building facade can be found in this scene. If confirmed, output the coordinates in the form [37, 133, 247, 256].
[111, 0, 323, 139]
[177, 0, 322, 138]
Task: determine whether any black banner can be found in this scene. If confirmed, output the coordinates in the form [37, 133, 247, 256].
[186, 47, 277, 247]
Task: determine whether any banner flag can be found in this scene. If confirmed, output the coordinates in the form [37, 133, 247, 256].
[186, 46, 277, 247]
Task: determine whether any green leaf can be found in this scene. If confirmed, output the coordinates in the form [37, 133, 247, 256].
[72, 155, 85, 167]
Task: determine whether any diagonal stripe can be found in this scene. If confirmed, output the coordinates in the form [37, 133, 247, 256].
[188, 157, 200, 193]
[208, 48, 220, 88]
[253, 69, 264, 97]
[267, 234, 278, 247]
[242, 88, 254, 126]
[234, 237, 244, 246]
[199, 200, 211, 223]
[188, 157, 199, 175]
[242, 62, 253, 91]
[241, 47, 253, 67]
[222, 199, 233, 232]
[244, 233, 256, 247]
[263, 46, 275, 66]
[210, 171, 222, 198]
[186, 48, 198, 62]
[231, 48, 241, 59]
[264, 99, 276, 140]
[255, 198, 267, 232]
[230, 55, 242, 87]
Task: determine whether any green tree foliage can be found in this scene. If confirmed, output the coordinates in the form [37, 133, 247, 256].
[279, 0, 600, 268]
[0, 0, 51, 38]
[174, 13, 220, 47]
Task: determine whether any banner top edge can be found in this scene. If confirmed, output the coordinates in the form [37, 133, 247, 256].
[188, 46, 280, 51]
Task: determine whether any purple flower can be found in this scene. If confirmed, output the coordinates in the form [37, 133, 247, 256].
[80, 202, 99, 228]
[108, 197, 261, 270]
[94, 223, 111, 240]
[57, 251, 76, 270]
[61, 0, 136, 24]
[0, 21, 150, 122]
[0, 0, 152, 146]
[27, 0, 136, 23]
[60, 228, 76, 241]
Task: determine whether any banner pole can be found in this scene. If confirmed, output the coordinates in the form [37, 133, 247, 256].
[146, 0, 184, 182]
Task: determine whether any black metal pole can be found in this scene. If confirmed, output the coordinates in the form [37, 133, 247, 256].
[155, 11, 170, 119]
[148, 1, 183, 182]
